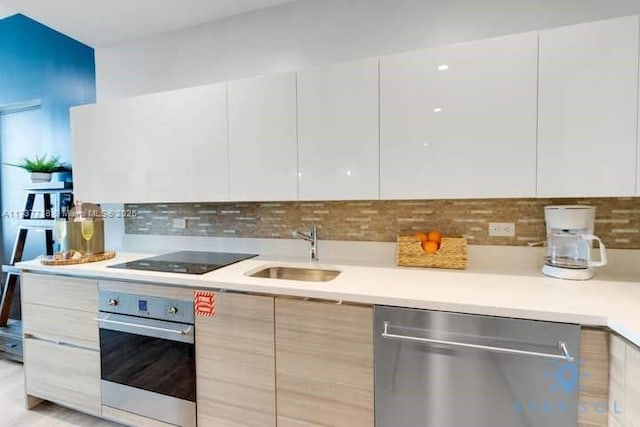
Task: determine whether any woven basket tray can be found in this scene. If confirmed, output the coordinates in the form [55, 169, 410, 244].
[396, 235, 467, 269]
[40, 251, 116, 266]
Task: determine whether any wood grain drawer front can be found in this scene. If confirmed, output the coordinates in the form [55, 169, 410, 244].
[25, 338, 101, 416]
[196, 292, 276, 427]
[22, 273, 98, 312]
[23, 303, 98, 350]
[579, 328, 610, 427]
[275, 298, 374, 427]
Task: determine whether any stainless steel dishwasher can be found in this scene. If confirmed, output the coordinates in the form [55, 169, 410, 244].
[375, 306, 580, 427]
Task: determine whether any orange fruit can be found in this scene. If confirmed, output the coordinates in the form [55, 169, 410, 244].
[427, 230, 442, 245]
[422, 240, 438, 254]
[415, 231, 429, 243]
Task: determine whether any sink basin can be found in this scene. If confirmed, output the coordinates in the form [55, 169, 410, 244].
[249, 266, 341, 282]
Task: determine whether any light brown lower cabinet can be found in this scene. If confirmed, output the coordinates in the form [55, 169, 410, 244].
[274, 297, 374, 427]
[24, 337, 101, 416]
[21, 272, 101, 416]
[22, 303, 99, 349]
[578, 328, 640, 427]
[196, 292, 276, 427]
[19, 273, 640, 427]
[195, 293, 373, 427]
[579, 328, 610, 427]
[603, 332, 640, 427]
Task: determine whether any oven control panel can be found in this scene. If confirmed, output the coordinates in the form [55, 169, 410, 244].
[99, 290, 194, 324]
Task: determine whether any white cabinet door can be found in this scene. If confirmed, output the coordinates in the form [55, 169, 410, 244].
[297, 58, 379, 200]
[72, 100, 138, 203]
[228, 73, 298, 201]
[538, 16, 639, 197]
[72, 82, 229, 203]
[380, 32, 538, 199]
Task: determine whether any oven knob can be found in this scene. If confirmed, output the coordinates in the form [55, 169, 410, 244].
[108, 299, 118, 306]
[168, 306, 178, 314]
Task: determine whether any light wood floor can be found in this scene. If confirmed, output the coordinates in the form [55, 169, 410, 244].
[0, 357, 121, 426]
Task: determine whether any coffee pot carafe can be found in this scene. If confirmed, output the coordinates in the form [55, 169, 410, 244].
[542, 205, 607, 280]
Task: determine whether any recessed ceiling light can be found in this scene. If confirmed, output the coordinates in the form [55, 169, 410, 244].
[437, 64, 449, 71]
[433, 107, 443, 113]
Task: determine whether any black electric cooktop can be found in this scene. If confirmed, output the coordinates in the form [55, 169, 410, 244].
[109, 251, 258, 274]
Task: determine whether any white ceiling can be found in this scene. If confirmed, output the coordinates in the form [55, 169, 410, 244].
[0, 4, 15, 19]
[0, 0, 296, 46]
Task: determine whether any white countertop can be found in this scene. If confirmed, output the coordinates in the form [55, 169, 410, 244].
[16, 251, 640, 347]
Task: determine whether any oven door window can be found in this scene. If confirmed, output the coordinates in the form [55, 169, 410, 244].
[100, 328, 196, 402]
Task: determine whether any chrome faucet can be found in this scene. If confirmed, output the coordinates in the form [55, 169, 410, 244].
[293, 226, 318, 261]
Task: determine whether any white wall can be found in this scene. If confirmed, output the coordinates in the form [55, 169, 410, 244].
[96, 0, 640, 100]
[0, 6, 16, 20]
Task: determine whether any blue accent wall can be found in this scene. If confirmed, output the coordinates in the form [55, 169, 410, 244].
[0, 13, 96, 162]
[0, 15, 95, 300]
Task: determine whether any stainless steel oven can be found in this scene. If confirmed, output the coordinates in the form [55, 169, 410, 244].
[97, 290, 196, 427]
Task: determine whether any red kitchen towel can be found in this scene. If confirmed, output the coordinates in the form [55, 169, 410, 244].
[194, 291, 215, 317]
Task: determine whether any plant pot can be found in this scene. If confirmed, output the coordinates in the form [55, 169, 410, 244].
[29, 172, 52, 183]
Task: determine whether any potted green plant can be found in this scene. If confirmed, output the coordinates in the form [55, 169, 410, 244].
[5, 154, 64, 183]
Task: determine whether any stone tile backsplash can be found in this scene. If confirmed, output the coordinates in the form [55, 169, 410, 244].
[125, 197, 640, 249]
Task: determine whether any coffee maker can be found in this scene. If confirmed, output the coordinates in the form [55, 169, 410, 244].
[542, 205, 607, 280]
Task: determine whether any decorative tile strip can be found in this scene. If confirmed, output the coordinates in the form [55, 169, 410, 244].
[124, 197, 640, 249]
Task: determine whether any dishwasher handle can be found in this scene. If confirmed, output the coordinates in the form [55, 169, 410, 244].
[382, 321, 575, 362]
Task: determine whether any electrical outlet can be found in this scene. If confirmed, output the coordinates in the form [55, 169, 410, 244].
[489, 222, 515, 237]
[172, 218, 187, 229]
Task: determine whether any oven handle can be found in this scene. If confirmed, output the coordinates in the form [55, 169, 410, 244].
[382, 321, 575, 362]
[96, 317, 193, 336]
[95, 312, 194, 344]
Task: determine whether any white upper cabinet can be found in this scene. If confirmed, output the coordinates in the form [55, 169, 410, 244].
[297, 58, 380, 200]
[72, 101, 136, 203]
[72, 83, 229, 203]
[73, 15, 640, 204]
[538, 16, 639, 197]
[380, 32, 538, 199]
[228, 73, 298, 201]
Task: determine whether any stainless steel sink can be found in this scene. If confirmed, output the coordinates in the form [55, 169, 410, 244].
[249, 266, 341, 282]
